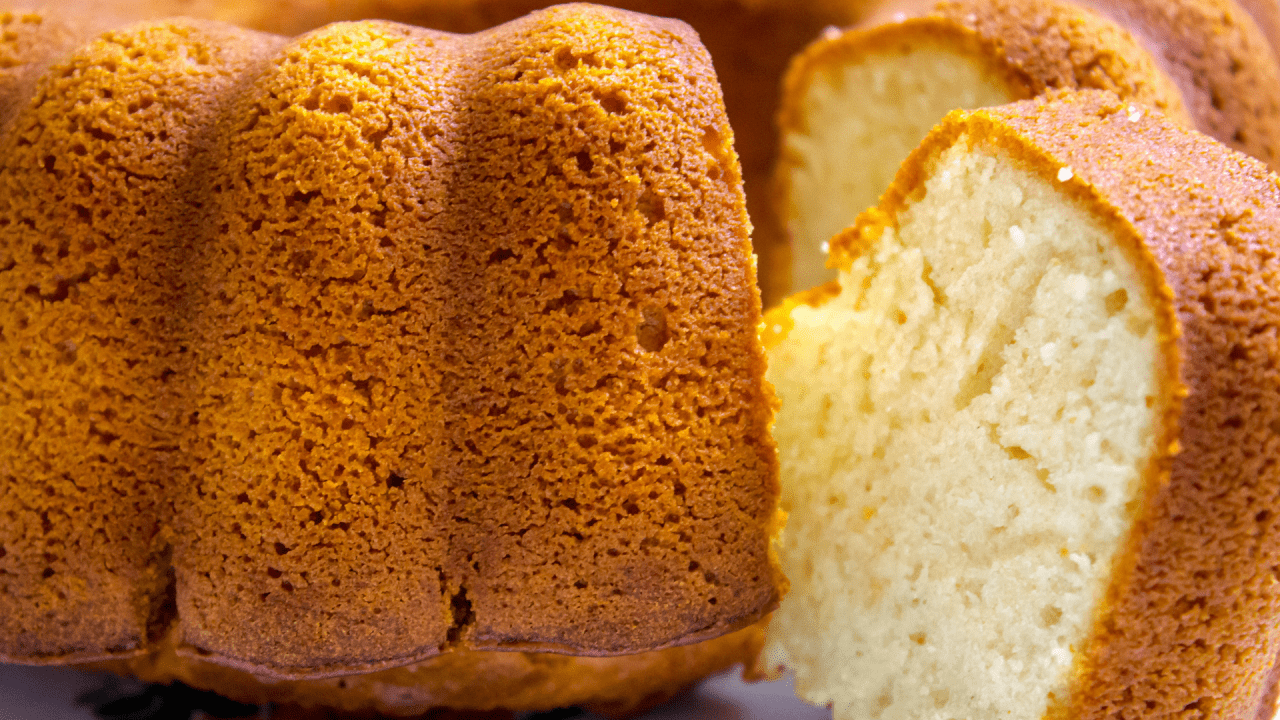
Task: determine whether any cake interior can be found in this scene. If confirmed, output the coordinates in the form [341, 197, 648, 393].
[762, 139, 1163, 719]
[783, 39, 1014, 291]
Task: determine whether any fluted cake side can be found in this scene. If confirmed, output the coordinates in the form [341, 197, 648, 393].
[0, 3, 782, 681]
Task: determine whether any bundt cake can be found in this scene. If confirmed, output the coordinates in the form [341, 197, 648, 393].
[0, 1, 783, 711]
[758, 89, 1280, 719]
[779, 0, 1280, 290]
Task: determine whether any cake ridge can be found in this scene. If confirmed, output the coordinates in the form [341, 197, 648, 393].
[0, 13, 287, 667]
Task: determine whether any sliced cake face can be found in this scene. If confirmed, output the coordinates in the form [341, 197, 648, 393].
[778, 0, 1204, 293]
[762, 132, 1169, 719]
[779, 28, 1016, 291]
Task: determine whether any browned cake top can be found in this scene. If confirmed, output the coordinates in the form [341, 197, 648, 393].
[1, 8, 285, 665]
[0, 3, 782, 679]
[1071, 0, 1280, 168]
[931, 0, 1189, 119]
[14, 0, 895, 308]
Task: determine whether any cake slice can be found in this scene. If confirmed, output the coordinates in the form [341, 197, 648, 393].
[759, 90, 1280, 719]
[779, 0, 1280, 290]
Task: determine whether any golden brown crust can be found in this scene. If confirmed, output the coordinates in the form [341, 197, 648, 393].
[0, 11, 93, 128]
[0, 0, 782, 683]
[980, 90, 1280, 720]
[10, 0, 891, 309]
[930, 0, 1190, 121]
[84, 621, 766, 716]
[0, 14, 284, 664]
[1070, 0, 1280, 168]
[820, 88, 1280, 720]
[25, 0, 1279, 303]
[221, 0, 864, 308]
[864, 0, 1280, 167]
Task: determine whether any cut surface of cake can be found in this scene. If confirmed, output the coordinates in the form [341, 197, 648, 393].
[0, 0, 782, 696]
[759, 90, 1280, 719]
[779, 0, 1280, 290]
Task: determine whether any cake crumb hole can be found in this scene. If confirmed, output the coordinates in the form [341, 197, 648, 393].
[598, 89, 627, 114]
[1105, 288, 1128, 316]
[1040, 605, 1063, 628]
[1003, 445, 1031, 461]
[447, 587, 475, 643]
[930, 688, 950, 708]
[636, 305, 669, 352]
[638, 190, 665, 223]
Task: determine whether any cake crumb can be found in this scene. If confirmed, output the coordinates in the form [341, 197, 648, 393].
[1009, 225, 1026, 248]
[1065, 273, 1090, 301]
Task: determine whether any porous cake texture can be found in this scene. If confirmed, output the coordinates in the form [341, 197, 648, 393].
[778, 0, 1280, 290]
[15, 0, 891, 307]
[0, 2, 781, 687]
[778, 22, 1019, 290]
[760, 90, 1280, 719]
